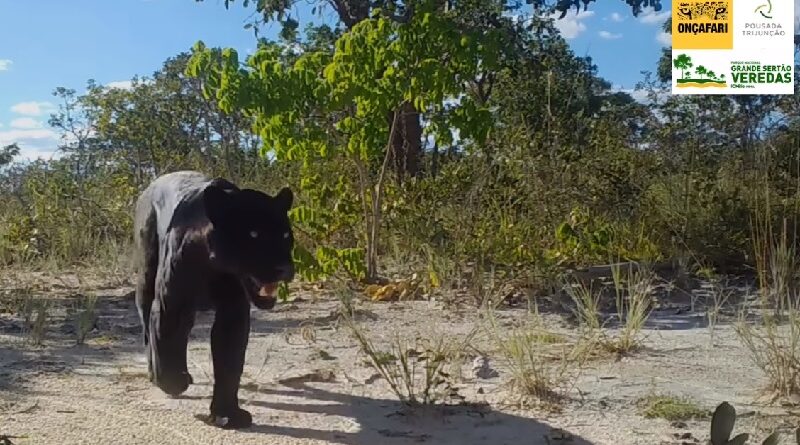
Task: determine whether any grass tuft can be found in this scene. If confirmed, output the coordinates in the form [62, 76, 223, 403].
[637, 393, 708, 421]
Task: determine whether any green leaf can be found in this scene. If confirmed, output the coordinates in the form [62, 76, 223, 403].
[760, 431, 779, 445]
[277, 282, 290, 301]
[728, 433, 749, 445]
[710, 402, 736, 445]
[556, 222, 577, 243]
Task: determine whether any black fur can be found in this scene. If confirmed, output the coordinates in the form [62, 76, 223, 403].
[133, 171, 295, 429]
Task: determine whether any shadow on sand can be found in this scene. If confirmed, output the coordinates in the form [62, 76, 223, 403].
[236, 380, 597, 445]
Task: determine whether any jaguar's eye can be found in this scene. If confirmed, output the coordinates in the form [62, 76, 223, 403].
[250, 230, 259, 239]
[283, 232, 290, 239]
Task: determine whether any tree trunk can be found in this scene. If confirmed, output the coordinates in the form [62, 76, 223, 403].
[388, 101, 422, 184]
[333, 1, 424, 184]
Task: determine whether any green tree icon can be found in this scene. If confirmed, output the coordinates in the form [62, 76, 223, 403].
[707, 70, 716, 80]
[673, 54, 693, 79]
[696, 65, 707, 79]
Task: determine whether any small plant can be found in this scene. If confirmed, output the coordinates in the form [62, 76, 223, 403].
[707, 277, 735, 344]
[334, 283, 358, 319]
[563, 278, 602, 331]
[342, 312, 473, 405]
[736, 223, 800, 400]
[466, 259, 505, 309]
[484, 305, 589, 409]
[74, 294, 98, 345]
[706, 401, 783, 445]
[735, 296, 800, 400]
[565, 263, 654, 355]
[637, 393, 707, 421]
[765, 226, 798, 311]
[421, 244, 456, 298]
[608, 263, 654, 353]
[20, 297, 49, 346]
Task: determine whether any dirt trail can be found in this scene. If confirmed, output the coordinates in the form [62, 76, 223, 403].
[0, 275, 796, 445]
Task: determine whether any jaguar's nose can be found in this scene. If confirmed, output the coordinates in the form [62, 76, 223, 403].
[276, 263, 295, 282]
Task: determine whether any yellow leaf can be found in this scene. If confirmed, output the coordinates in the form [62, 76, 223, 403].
[364, 284, 382, 297]
[372, 284, 399, 302]
[429, 270, 440, 288]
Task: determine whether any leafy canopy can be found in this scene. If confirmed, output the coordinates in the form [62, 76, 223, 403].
[188, 0, 507, 281]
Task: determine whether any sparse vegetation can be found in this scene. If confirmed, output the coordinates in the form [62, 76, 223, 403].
[2, 0, 800, 442]
[484, 305, 589, 409]
[735, 177, 800, 400]
[706, 402, 785, 445]
[564, 263, 654, 356]
[20, 297, 49, 346]
[563, 279, 602, 331]
[735, 292, 800, 400]
[342, 311, 475, 406]
[707, 276, 736, 343]
[74, 294, 98, 345]
[607, 264, 655, 354]
[637, 393, 707, 421]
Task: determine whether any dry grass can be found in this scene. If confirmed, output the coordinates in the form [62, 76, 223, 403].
[706, 277, 735, 344]
[21, 297, 50, 346]
[483, 305, 590, 409]
[564, 263, 654, 356]
[608, 264, 655, 353]
[342, 310, 475, 406]
[735, 291, 800, 400]
[563, 279, 601, 331]
[737, 196, 800, 400]
[74, 294, 98, 345]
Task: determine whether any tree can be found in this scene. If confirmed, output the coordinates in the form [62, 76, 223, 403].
[62, 53, 260, 186]
[695, 65, 706, 79]
[188, 0, 681, 281]
[0, 144, 20, 168]
[188, 0, 501, 281]
[673, 54, 692, 79]
[194, 0, 674, 184]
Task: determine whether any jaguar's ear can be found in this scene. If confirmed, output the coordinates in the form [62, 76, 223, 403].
[274, 187, 294, 212]
[203, 181, 236, 227]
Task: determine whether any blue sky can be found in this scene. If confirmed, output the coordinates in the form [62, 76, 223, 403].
[0, 0, 674, 160]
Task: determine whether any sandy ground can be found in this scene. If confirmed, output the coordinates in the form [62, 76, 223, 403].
[1, 270, 799, 445]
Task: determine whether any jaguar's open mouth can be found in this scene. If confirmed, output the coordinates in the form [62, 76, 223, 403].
[251, 282, 279, 309]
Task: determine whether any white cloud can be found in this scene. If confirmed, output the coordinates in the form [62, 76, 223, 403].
[552, 10, 595, 39]
[657, 31, 672, 46]
[10, 118, 43, 129]
[608, 12, 625, 22]
[0, 59, 11, 71]
[599, 30, 623, 40]
[106, 80, 134, 90]
[0, 128, 60, 161]
[10, 101, 56, 117]
[15, 147, 64, 162]
[638, 7, 670, 25]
